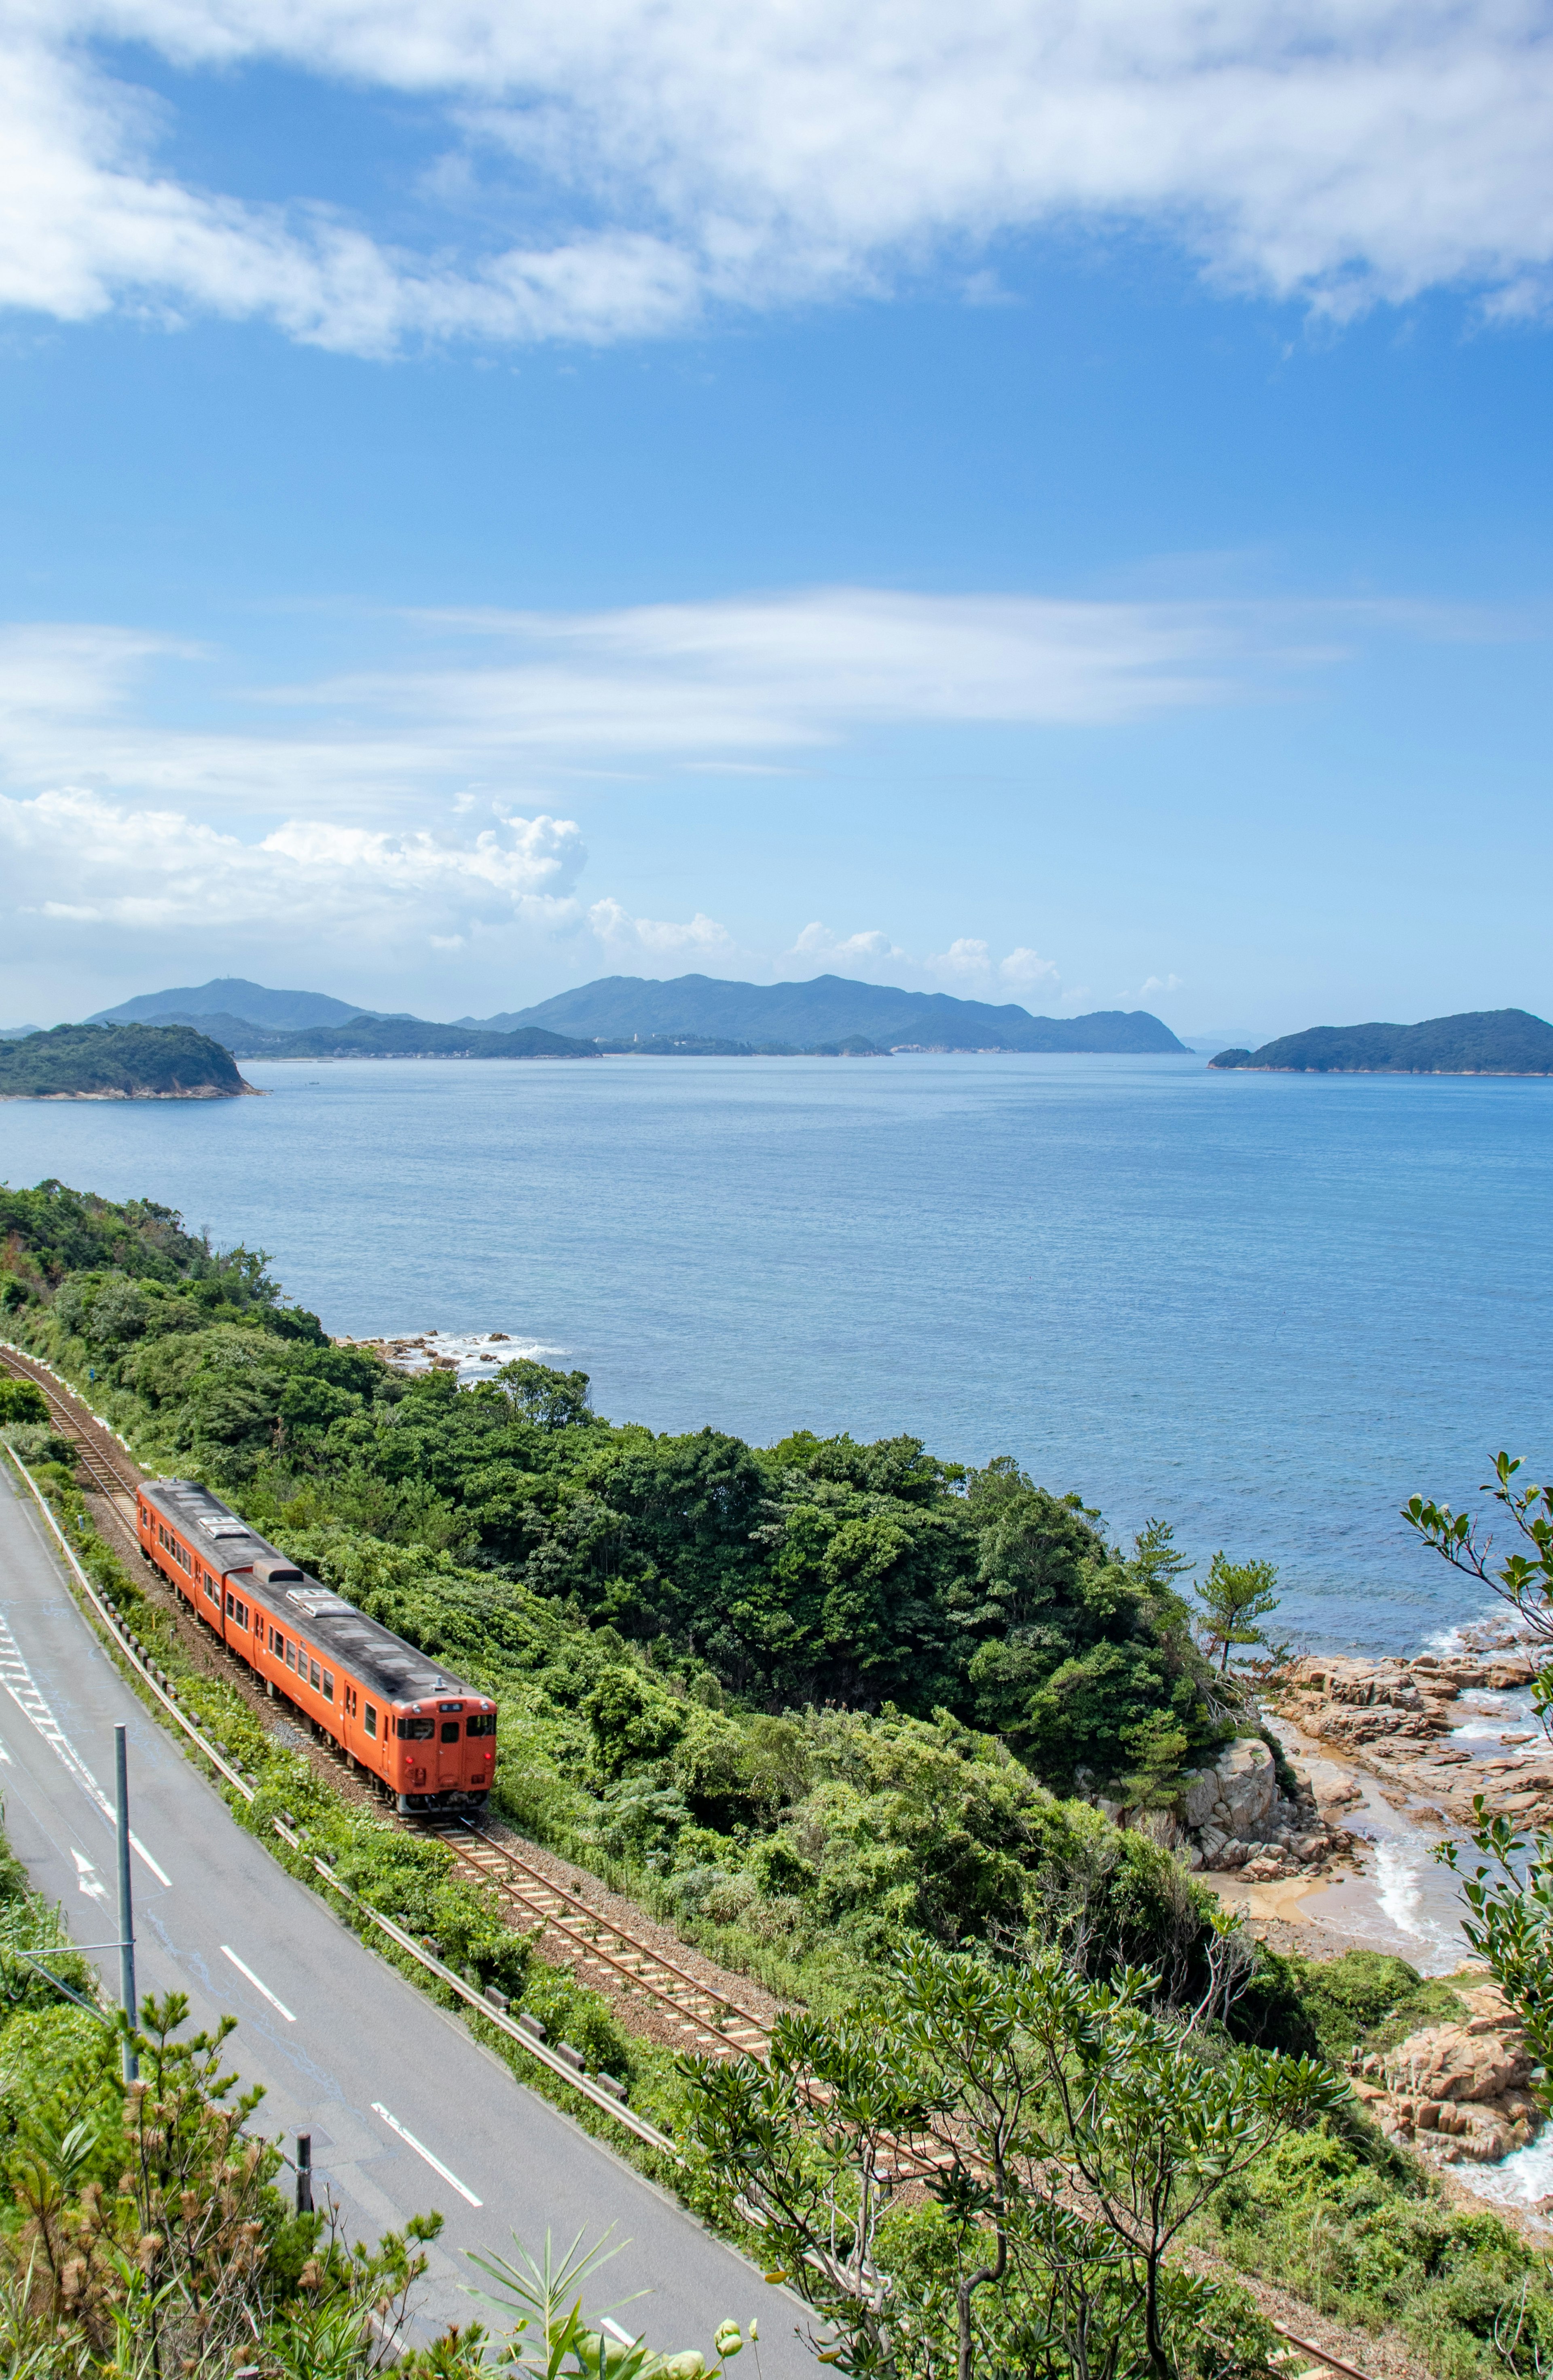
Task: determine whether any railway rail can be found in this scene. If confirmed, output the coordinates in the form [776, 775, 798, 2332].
[0, 1347, 141, 1510]
[416, 1814, 775, 2062]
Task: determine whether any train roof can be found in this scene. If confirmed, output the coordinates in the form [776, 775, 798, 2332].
[140, 1477, 480, 1709]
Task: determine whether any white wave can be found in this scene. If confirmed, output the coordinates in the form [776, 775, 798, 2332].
[1375, 1838, 1425, 1937]
[1452, 2132, 1553, 2224]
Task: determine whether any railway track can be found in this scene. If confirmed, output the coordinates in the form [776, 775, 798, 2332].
[0, 1348, 141, 1511]
[413, 1818, 954, 2182]
[417, 1814, 775, 2062]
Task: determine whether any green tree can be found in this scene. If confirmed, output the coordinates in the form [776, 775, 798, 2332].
[1407, 1454, 1553, 2092]
[1194, 1556, 1280, 1675]
[681, 1941, 1342, 2380]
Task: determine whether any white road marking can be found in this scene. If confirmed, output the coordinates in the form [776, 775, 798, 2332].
[370, 2103, 482, 2206]
[0, 1610, 172, 1887]
[0, 1740, 11, 1762]
[221, 1944, 296, 2022]
[72, 1848, 108, 1902]
[601, 2320, 637, 2346]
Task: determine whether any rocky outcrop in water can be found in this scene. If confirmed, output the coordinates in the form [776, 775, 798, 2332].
[1348, 1981, 1540, 2164]
[1274, 1651, 1549, 1829]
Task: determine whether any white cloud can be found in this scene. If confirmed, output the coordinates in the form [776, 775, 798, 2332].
[2, 4, 1553, 352]
[0, 784, 587, 944]
[586, 896, 736, 959]
[1000, 946, 1060, 993]
[0, 593, 1351, 815]
[786, 921, 909, 977]
[926, 938, 1066, 1000]
[1139, 971, 1183, 995]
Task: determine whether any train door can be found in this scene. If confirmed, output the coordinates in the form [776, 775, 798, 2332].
[436, 1705, 463, 1791]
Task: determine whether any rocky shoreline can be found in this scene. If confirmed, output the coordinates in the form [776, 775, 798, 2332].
[1272, 1643, 1542, 1831]
[1079, 1624, 1548, 2183]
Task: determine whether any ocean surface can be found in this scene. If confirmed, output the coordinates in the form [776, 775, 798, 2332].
[3, 1051, 1551, 1659]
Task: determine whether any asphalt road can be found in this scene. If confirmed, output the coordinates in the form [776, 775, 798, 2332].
[0, 1461, 810, 2367]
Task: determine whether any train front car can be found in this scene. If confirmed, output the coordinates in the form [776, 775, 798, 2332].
[388, 1694, 499, 1815]
[135, 1476, 498, 1816]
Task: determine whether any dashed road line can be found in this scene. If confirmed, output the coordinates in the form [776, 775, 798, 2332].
[0, 1609, 172, 1887]
[221, 1943, 296, 2022]
[371, 2103, 482, 2206]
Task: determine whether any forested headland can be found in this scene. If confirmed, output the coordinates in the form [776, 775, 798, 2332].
[0, 1022, 256, 1099]
[1210, 1008, 1553, 1074]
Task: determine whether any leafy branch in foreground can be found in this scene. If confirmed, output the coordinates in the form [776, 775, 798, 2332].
[1407, 1450, 1553, 2100]
[680, 1941, 1340, 2380]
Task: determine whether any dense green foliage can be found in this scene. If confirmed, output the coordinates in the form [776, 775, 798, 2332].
[0, 1023, 250, 1098]
[1196, 2122, 1553, 2379]
[1, 1176, 1246, 2012]
[1209, 1008, 1553, 1074]
[0, 1176, 322, 1336]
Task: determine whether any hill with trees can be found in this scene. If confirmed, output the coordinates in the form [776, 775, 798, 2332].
[0, 1023, 256, 1099]
[1210, 1008, 1553, 1074]
[465, 971, 1189, 1052]
[88, 976, 405, 1031]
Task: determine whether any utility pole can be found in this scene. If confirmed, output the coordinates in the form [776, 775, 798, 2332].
[114, 1724, 138, 2083]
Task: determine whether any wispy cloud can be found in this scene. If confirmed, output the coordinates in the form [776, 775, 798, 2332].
[4, 4, 1553, 353]
[0, 591, 1482, 817]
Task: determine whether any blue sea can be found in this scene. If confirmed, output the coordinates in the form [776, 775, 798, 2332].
[3, 1052, 1550, 1659]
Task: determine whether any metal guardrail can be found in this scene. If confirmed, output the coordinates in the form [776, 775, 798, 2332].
[3, 1443, 678, 2158]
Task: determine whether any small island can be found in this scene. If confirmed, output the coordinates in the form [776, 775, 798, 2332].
[1210, 1007, 1553, 1076]
[0, 1022, 258, 1100]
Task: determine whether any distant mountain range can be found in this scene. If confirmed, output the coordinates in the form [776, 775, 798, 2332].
[89, 978, 408, 1032]
[73, 972, 1189, 1058]
[460, 974, 1189, 1053]
[1209, 1009, 1553, 1075]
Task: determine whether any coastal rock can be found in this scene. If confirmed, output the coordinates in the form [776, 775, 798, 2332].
[1350, 1984, 1540, 2164]
[1384, 2021, 1531, 2104]
[1180, 1739, 1279, 1837]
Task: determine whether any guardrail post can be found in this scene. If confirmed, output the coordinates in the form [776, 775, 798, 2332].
[296, 2133, 313, 2215]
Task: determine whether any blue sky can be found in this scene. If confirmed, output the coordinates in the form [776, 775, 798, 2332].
[0, 3, 1550, 1041]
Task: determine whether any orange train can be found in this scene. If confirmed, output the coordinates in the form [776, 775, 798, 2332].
[137, 1477, 496, 1813]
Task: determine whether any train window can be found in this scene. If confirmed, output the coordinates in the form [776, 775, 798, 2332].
[204, 1573, 218, 1603]
[440, 1720, 460, 1744]
[396, 1715, 435, 1741]
[364, 1703, 377, 1738]
[309, 1659, 320, 1690]
[466, 1713, 496, 1737]
[286, 1639, 296, 1670]
[234, 1600, 249, 1630]
[322, 1670, 334, 1702]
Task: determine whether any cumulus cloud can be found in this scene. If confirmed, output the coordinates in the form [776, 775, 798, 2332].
[1139, 971, 1183, 995]
[786, 921, 909, 976]
[926, 938, 1064, 998]
[0, 785, 587, 944]
[2, 3, 1553, 353]
[586, 896, 737, 959]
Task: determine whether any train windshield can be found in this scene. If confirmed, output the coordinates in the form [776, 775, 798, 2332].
[396, 1715, 435, 1740]
[466, 1713, 496, 1737]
